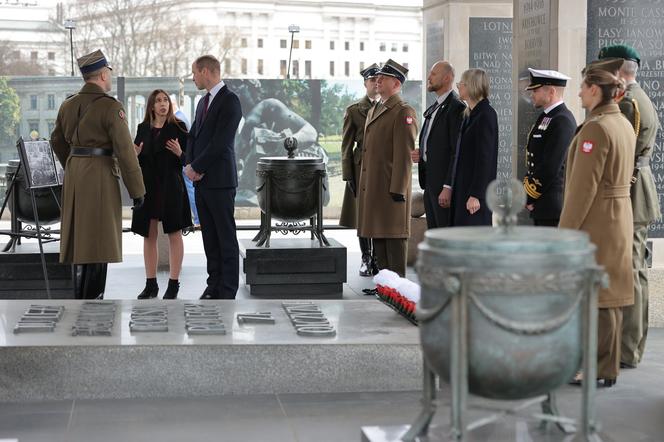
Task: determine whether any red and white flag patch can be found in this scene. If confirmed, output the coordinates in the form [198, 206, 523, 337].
[581, 140, 594, 154]
[405, 116, 413, 125]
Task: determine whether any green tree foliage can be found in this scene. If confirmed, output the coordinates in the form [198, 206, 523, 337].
[0, 77, 20, 148]
[319, 81, 356, 137]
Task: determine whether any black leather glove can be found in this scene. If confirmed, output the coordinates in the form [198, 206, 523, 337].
[348, 177, 357, 197]
[390, 193, 405, 202]
[132, 196, 145, 210]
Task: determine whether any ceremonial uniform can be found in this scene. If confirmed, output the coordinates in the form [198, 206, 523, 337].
[559, 102, 635, 381]
[357, 60, 417, 277]
[599, 45, 662, 367]
[522, 69, 577, 226]
[50, 50, 145, 298]
[339, 64, 379, 276]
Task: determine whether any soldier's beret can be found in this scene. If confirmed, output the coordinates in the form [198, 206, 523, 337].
[360, 63, 380, 80]
[598, 44, 640, 66]
[77, 49, 112, 75]
[377, 59, 408, 83]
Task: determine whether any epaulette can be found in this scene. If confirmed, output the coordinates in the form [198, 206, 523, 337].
[64, 93, 77, 101]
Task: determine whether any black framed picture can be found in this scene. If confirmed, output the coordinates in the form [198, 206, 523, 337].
[16, 138, 60, 189]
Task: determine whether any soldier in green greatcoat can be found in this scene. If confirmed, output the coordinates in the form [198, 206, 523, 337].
[598, 45, 662, 368]
[51, 50, 145, 299]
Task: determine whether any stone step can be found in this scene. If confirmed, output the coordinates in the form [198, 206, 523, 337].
[0, 299, 421, 402]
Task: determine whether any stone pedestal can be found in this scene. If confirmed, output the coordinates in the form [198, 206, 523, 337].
[240, 238, 346, 298]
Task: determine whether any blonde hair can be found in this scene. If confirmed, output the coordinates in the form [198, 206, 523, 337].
[461, 68, 490, 102]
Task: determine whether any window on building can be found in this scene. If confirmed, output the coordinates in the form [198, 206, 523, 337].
[257, 59, 264, 75]
[344, 41, 350, 50]
[391, 43, 397, 52]
[330, 41, 335, 50]
[293, 39, 299, 49]
[305, 40, 311, 49]
[29, 95, 37, 110]
[329, 61, 335, 76]
[241, 58, 247, 74]
[48, 69, 55, 76]
[360, 61, 365, 71]
[241, 38, 247, 48]
[360, 42, 364, 51]
[305, 60, 311, 77]
[402, 43, 409, 52]
[292, 60, 299, 78]
[30, 51, 38, 61]
[47, 120, 55, 134]
[344, 61, 349, 76]
[379, 42, 386, 52]
[11, 50, 20, 59]
[47, 94, 55, 110]
[224, 59, 231, 75]
[257, 38, 264, 48]
[280, 60, 287, 77]
[48, 52, 55, 60]
[280, 39, 287, 49]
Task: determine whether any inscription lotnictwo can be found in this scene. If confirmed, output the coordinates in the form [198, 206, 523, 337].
[72, 302, 116, 336]
[129, 305, 168, 332]
[13, 305, 65, 334]
[282, 302, 336, 337]
[184, 303, 226, 335]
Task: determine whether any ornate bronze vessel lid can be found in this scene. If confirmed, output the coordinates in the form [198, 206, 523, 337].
[257, 136, 324, 168]
[423, 179, 593, 253]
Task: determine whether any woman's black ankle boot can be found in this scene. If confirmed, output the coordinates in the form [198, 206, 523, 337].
[163, 279, 180, 300]
[137, 278, 159, 299]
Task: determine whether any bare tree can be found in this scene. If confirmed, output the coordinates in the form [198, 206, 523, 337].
[67, 0, 241, 77]
[0, 41, 46, 75]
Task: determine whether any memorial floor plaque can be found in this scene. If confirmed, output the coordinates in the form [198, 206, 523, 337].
[470, 17, 513, 183]
[13, 304, 65, 334]
[184, 303, 226, 335]
[237, 312, 275, 324]
[129, 305, 168, 332]
[587, 0, 664, 237]
[72, 302, 116, 336]
[282, 302, 336, 337]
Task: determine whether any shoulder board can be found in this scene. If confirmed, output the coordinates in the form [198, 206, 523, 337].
[631, 98, 641, 136]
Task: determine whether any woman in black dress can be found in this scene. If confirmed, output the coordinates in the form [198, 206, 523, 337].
[450, 68, 498, 226]
[133, 89, 192, 299]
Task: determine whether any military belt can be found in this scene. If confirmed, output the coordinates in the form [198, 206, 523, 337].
[631, 156, 651, 184]
[71, 147, 113, 157]
[603, 184, 631, 198]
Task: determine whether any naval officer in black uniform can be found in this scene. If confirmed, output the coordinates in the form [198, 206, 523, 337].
[522, 68, 577, 226]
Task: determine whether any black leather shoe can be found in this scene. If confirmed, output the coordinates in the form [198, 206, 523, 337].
[620, 361, 637, 369]
[362, 288, 378, 296]
[163, 280, 180, 300]
[359, 254, 373, 277]
[200, 288, 220, 300]
[137, 283, 159, 299]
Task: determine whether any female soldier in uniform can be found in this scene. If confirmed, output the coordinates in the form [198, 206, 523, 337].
[560, 62, 635, 387]
[133, 89, 192, 299]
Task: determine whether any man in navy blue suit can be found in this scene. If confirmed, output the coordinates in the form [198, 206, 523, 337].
[185, 55, 242, 299]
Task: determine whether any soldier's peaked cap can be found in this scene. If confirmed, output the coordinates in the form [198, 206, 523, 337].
[376, 59, 408, 83]
[360, 63, 380, 80]
[525, 68, 570, 90]
[598, 44, 640, 66]
[77, 49, 112, 75]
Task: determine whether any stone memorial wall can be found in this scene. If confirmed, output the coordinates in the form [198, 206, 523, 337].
[587, 0, 664, 237]
[469, 17, 513, 183]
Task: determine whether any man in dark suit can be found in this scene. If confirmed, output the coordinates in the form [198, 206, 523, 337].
[185, 55, 242, 299]
[411, 61, 465, 228]
[522, 68, 577, 226]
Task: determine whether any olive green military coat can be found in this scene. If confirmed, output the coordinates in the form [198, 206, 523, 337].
[50, 83, 145, 264]
[339, 95, 373, 228]
[559, 103, 635, 308]
[619, 82, 661, 223]
[357, 93, 417, 239]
